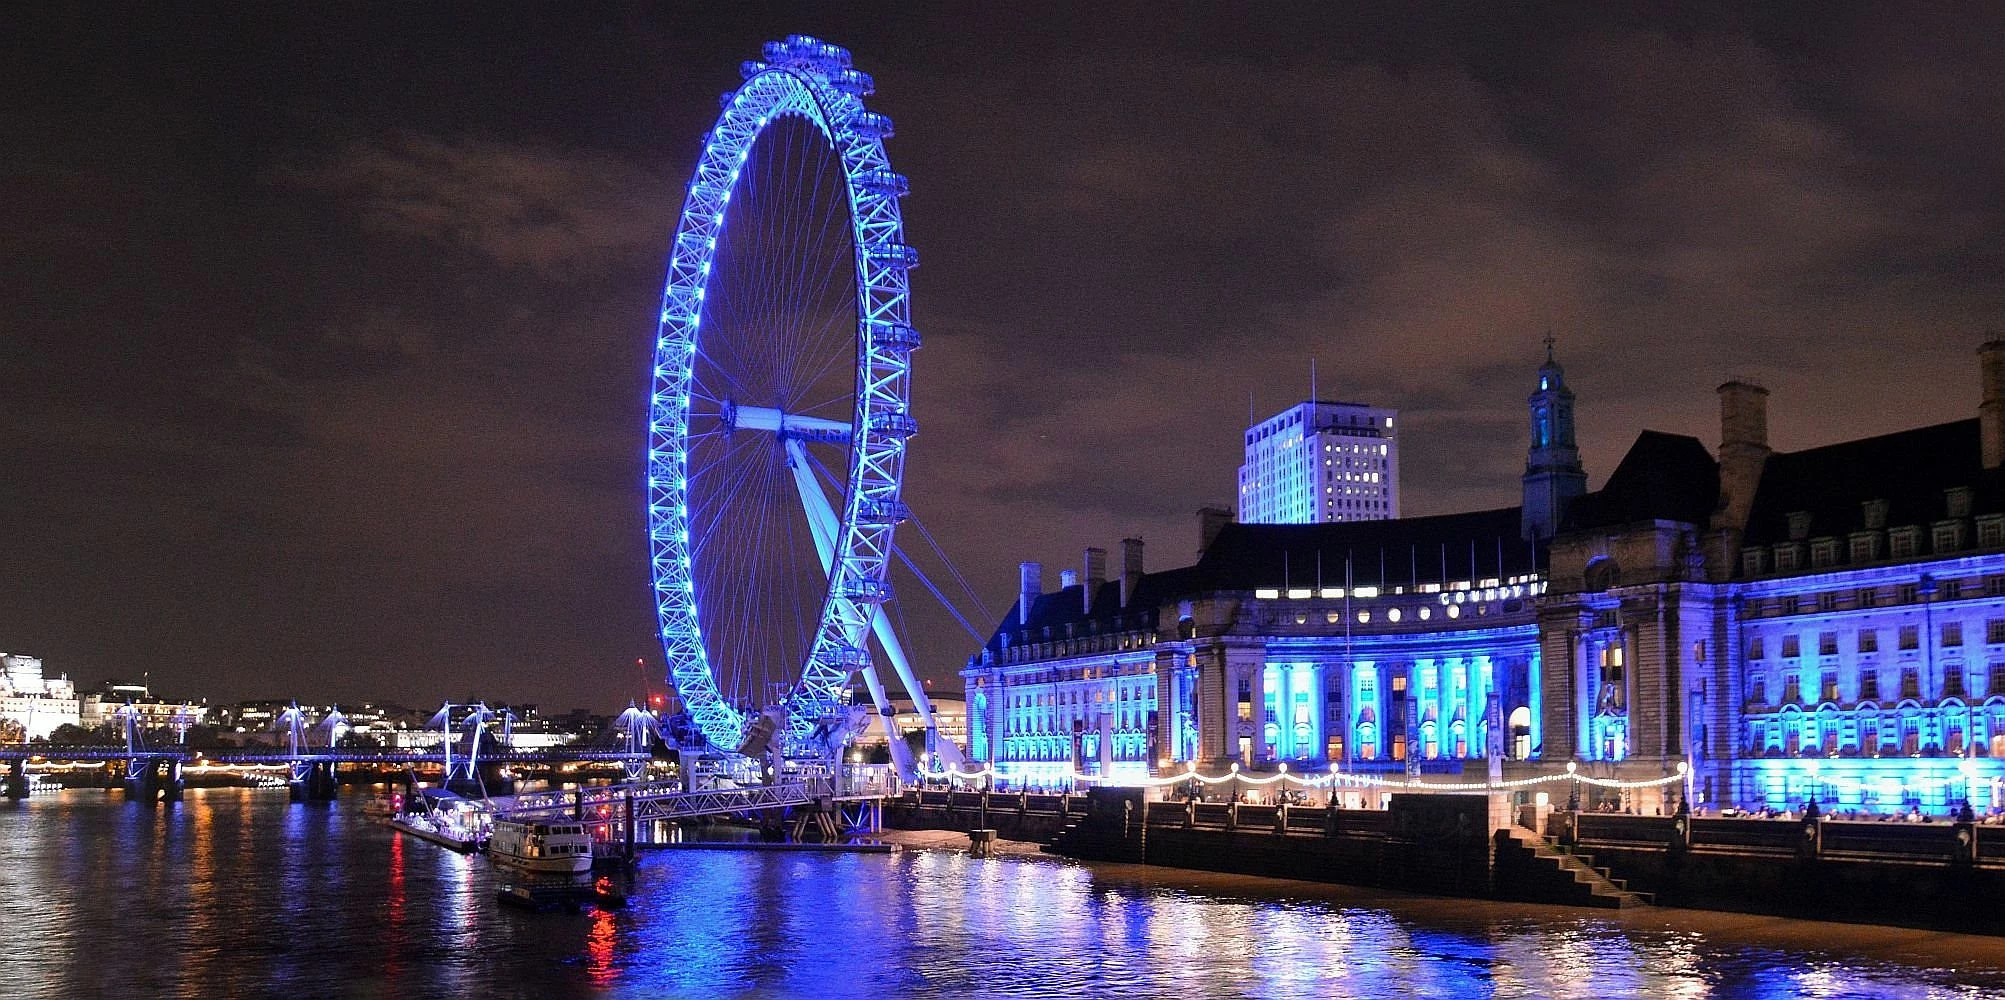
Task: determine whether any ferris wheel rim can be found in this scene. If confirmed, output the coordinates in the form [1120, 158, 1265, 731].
[647, 36, 917, 752]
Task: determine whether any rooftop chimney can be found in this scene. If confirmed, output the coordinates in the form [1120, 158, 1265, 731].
[1083, 547, 1108, 615]
[1060, 569, 1080, 589]
[1120, 537, 1144, 607]
[1981, 340, 2005, 469]
[1017, 562, 1041, 625]
[1197, 506, 1234, 559]
[1711, 380, 1771, 534]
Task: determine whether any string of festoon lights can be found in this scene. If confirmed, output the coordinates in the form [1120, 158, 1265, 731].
[922, 759, 1689, 792]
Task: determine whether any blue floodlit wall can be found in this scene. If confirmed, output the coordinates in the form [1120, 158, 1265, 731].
[1262, 623, 1540, 767]
[962, 591, 1546, 784]
[1729, 553, 2005, 813]
[968, 645, 1159, 786]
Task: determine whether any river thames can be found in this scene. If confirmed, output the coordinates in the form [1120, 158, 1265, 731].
[5, 789, 2005, 998]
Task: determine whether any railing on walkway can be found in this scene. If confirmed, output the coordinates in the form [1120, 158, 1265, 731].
[496, 775, 879, 824]
[1576, 814, 1677, 844]
[0, 745, 650, 766]
[1148, 800, 1398, 836]
[1569, 811, 2001, 866]
[905, 789, 1085, 814]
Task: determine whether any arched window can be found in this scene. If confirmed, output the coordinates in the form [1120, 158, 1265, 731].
[1596, 642, 1627, 713]
[1584, 558, 1620, 593]
[1508, 706, 1533, 760]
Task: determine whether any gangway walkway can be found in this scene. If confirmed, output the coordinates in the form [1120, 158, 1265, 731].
[491, 776, 887, 826]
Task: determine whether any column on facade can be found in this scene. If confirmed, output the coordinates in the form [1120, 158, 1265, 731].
[1528, 649, 1544, 758]
[1535, 605, 1585, 763]
[1415, 656, 1438, 759]
[1352, 660, 1378, 761]
[1152, 647, 1178, 771]
[1194, 641, 1229, 763]
[1631, 593, 1671, 763]
[1469, 653, 1490, 759]
[1323, 659, 1346, 764]
[1312, 660, 1328, 763]
[1236, 646, 1269, 763]
[1577, 628, 1597, 760]
[1265, 658, 1323, 763]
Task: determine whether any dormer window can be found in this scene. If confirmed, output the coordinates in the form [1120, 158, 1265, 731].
[1935, 521, 1967, 554]
[1863, 499, 1890, 531]
[1978, 515, 2005, 549]
[1775, 544, 1802, 572]
[1742, 548, 1768, 575]
[1787, 511, 1813, 540]
[1947, 486, 1975, 519]
[1850, 532, 1881, 563]
[1890, 527, 1920, 560]
[1811, 538, 1839, 568]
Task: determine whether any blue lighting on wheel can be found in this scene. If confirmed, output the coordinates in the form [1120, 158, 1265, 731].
[646, 35, 921, 751]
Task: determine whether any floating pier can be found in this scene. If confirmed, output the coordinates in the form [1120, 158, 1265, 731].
[646, 840, 898, 854]
[387, 816, 482, 854]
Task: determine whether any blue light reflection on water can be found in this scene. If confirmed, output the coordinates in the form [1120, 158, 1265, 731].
[4, 790, 2005, 998]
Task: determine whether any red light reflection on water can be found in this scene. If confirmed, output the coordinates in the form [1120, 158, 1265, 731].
[385, 828, 405, 983]
[586, 903, 619, 987]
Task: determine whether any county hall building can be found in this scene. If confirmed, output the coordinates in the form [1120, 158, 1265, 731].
[962, 341, 2005, 816]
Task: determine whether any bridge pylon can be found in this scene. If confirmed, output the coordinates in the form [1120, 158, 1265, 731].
[123, 757, 182, 803]
[114, 703, 182, 804]
[290, 759, 339, 802]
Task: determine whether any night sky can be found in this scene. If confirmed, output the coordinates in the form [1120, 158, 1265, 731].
[6, 4, 2002, 713]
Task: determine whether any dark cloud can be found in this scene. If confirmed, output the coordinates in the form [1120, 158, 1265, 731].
[293, 134, 671, 279]
[3, 4, 2002, 710]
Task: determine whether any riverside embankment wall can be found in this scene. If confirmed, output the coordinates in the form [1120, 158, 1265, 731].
[887, 788, 2005, 934]
[1558, 811, 2005, 933]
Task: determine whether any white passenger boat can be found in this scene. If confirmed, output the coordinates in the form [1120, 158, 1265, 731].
[488, 820, 593, 875]
[360, 794, 402, 820]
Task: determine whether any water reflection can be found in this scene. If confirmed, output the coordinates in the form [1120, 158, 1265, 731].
[585, 906, 618, 988]
[385, 828, 406, 983]
[7, 791, 2005, 997]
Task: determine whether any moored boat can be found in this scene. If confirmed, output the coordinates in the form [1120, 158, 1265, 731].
[489, 820, 593, 875]
[360, 793, 403, 820]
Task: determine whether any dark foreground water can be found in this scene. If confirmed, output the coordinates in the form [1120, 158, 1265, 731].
[4, 789, 2005, 998]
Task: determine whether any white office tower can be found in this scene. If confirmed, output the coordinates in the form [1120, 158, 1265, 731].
[1237, 401, 1399, 524]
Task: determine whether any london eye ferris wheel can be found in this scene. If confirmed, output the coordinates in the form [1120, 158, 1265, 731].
[646, 36, 946, 764]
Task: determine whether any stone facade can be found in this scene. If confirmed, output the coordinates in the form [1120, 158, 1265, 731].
[966, 342, 2005, 816]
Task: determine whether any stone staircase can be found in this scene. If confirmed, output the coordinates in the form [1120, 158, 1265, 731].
[1044, 796, 1146, 863]
[1494, 827, 1653, 909]
[1046, 814, 1084, 849]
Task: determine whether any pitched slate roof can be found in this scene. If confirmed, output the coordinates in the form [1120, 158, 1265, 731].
[1742, 418, 1997, 545]
[1191, 507, 1542, 590]
[1564, 430, 1720, 531]
[978, 507, 1543, 657]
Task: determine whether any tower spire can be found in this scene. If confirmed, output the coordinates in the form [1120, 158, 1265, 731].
[1522, 335, 1586, 541]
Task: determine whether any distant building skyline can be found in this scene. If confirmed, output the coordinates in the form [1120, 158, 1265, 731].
[1238, 400, 1401, 524]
